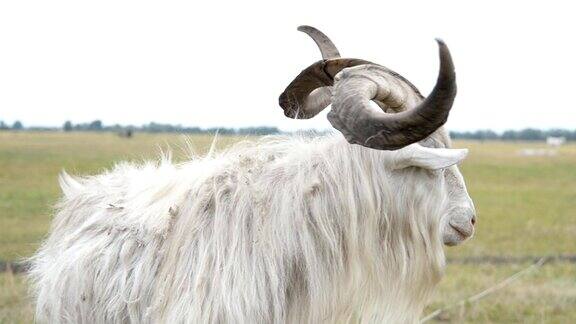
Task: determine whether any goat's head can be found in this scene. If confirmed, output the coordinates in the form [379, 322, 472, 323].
[279, 26, 475, 246]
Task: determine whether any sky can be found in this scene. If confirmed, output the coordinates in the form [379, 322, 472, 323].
[1, 0, 575, 132]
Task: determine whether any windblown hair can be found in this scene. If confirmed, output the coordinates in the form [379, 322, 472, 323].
[29, 133, 449, 323]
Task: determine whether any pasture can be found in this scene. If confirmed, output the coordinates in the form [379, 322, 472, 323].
[1, 132, 575, 323]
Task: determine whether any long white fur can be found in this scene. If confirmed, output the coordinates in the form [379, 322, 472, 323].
[29, 132, 461, 323]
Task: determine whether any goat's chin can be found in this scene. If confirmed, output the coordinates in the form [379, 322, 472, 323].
[442, 227, 471, 246]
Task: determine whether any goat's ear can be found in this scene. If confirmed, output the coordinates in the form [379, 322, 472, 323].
[392, 144, 468, 170]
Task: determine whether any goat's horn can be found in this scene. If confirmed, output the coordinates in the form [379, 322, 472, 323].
[297, 25, 341, 59]
[279, 58, 372, 119]
[278, 26, 347, 119]
[327, 39, 457, 150]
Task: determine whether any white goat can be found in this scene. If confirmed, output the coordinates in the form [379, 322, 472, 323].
[29, 26, 476, 323]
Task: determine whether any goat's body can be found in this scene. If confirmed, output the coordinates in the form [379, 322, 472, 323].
[30, 134, 448, 323]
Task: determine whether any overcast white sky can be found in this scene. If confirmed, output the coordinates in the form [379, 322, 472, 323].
[1, 0, 575, 132]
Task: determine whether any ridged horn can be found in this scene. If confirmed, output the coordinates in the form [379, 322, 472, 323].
[327, 39, 457, 150]
[279, 58, 373, 119]
[278, 26, 371, 119]
[297, 25, 341, 60]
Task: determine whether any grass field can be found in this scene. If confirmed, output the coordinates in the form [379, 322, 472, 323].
[1, 132, 575, 323]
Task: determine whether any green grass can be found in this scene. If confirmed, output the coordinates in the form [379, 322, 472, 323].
[448, 141, 576, 258]
[0, 132, 242, 260]
[0, 132, 575, 322]
[426, 263, 576, 323]
[0, 272, 33, 324]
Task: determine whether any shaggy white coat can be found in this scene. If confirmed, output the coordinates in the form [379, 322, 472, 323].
[30, 133, 456, 323]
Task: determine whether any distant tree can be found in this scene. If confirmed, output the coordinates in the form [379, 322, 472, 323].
[12, 121, 23, 130]
[0, 121, 8, 130]
[63, 121, 73, 132]
[501, 130, 518, 141]
[518, 128, 543, 141]
[478, 130, 498, 140]
[88, 120, 103, 131]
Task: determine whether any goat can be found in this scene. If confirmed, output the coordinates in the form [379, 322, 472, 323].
[29, 26, 476, 323]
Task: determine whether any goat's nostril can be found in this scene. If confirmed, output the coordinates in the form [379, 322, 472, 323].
[471, 216, 476, 226]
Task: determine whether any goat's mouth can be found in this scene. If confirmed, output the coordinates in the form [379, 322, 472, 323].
[450, 223, 473, 238]
[443, 222, 474, 246]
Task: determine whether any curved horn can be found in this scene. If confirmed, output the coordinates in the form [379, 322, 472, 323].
[279, 58, 372, 119]
[297, 25, 341, 59]
[327, 39, 457, 150]
[279, 26, 370, 119]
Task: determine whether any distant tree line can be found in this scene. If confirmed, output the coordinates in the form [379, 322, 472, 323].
[450, 129, 576, 141]
[2, 119, 576, 140]
[1, 120, 282, 136]
[0, 120, 23, 130]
